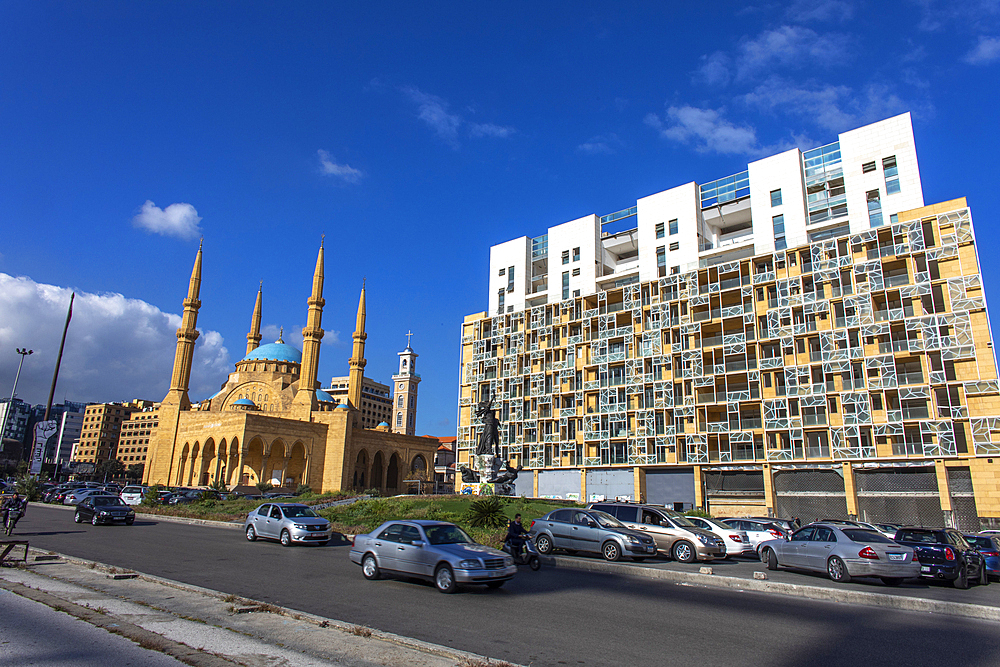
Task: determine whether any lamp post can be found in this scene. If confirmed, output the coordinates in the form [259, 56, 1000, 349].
[2, 348, 33, 444]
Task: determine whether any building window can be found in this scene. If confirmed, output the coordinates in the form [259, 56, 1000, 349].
[669, 241, 679, 251]
[507, 267, 515, 292]
[883, 156, 900, 194]
[656, 246, 666, 277]
[572, 267, 580, 277]
[867, 189, 883, 228]
[572, 247, 580, 261]
[862, 161, 876, 173]
[496, 289, 504, 314]
[770, 189, 782, 207]
[397, 395, 403, 408]
[772, 215, 786, 250]
[498, 267, 505, 276]
[562, 250, 570, 264]
[396, 413, 402, 427]
[573, 289, 580, 297]
[671, 266, 680, 275]
[656, 222, 665, 239]
[562, 271, 570, 300]
[669, 219, 678, 235]
[890, 213, 898, 225]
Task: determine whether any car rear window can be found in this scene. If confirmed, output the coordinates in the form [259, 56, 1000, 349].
[897, 530, 941, 543]
[841, 529, 895, 544]
[966, 536, 994, 550]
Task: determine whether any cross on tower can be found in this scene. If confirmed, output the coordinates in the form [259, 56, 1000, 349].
[405, 330, 414, 347]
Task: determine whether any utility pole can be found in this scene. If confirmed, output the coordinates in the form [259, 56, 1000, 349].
[44, 293, 74, 421]
[2, 348, 33, 445]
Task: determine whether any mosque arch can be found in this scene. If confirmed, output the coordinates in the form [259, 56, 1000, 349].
[386, 452, 400, 494]
[353, 449, 368, 489]
[370, 451, 384, 490]
[243, 436, 266, 486]
[285, 441, 307, 488]
[176, 443, 191, 486]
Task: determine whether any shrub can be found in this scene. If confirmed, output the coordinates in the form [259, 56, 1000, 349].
[14, 474, 44, 501]
[208, 479, 228, 493]
[255, 481, 274, 494]
[142, 484, 164, 506]
[363, 488, 381, 498]
[465, 496, 508, 530]
[295, 484, 312, 496]
[683, 508, 712, 519]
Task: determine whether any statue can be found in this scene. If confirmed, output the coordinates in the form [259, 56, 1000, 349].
[474, 398, 500, 457]
[460, 395, 521, 495]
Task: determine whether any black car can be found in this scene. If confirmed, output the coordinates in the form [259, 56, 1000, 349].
[893, 527, 988, 589]
[74, 495, 136, 525]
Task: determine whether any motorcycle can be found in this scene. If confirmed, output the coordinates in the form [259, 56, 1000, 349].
[3, 507, 23, 536]
[503, 533, 541, 571]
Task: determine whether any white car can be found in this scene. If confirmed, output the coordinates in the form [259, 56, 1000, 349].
[64, 488, 111, 505]
[720, 518, 787, 552]
[684, 516, 754, 557]
[120, 485, 149, 506]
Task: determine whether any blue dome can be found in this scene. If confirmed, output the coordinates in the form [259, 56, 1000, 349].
[378, 421, 389, 427]
[243, 342, 302, 364]
[233, 398, 256, 406]
[316, 389, 335, 403]
[335, 403, 349, 410]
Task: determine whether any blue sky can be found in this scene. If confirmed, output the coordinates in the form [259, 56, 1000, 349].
[2, 1, 1000, 435]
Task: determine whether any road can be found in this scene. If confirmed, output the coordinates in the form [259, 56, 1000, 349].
[13, 504, 1000, 667]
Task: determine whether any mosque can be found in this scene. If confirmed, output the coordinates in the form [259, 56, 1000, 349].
[143, 242, 438, 494]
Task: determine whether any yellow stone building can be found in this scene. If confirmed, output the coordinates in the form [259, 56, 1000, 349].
[143, 242, 437, 494]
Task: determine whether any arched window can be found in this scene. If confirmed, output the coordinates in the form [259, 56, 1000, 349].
[396, 413, 402, 427]
[397, 395, 403, 408]
[409, 397, 415, 409]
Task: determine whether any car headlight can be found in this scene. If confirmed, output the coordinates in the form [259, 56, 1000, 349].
[625, 535, 639, 543]
[697, 535, 712, 545]
[504, 557, 514, 566]
[293, 524, 309, 530]
[99, 511, 109, 516]
[457, 559, 481, 569]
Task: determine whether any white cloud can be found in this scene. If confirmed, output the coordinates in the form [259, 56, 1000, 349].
[401, 85, 514, 148]
[645, 106, 760, 155]
[696, 52, 732, 87]
[261, 324, 341, 349]
[965, 35, 1000, 64]
[132, 200, 203, 240]
[785, 0, 854, 22]
[317, 149, 363, 183]
[577, 133, 624, 155]
[0, 273, 231, 405]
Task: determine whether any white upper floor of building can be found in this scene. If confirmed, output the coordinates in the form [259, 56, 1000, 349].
[488, 113, 924, 315]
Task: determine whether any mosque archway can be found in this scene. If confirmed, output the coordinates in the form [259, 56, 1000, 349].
[371, 451, 384, 490]
[386, 453, 400, 494]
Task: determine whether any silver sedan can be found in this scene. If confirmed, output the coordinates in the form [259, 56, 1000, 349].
[759, 523, 920, 585]
[244, 503, 332, 546]
[350, 520, 516, 593]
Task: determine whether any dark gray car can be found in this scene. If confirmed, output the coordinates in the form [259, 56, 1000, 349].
[533, 508, 657, 561]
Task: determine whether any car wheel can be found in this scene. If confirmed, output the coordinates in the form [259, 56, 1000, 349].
[979, 564, 989, 587]
[827, 556, 851, 583]
[280, 530, 292, 547]
[881, 577, 904, 587]
[434, 565, 457, 593]
[74, 512, 82, 524]
[602, 541, 622, 562]
[486, 581, 505, 589]
[953, 564, 970, 589]
[535, 534, 553, 555]
[763, 547, 778, 571]
[125, 518, 134, 526]
[91, 515, 100, 526]
[362, 554, 381, 580]
[673, 540, 696, 564]
[246, 525, 257, 542]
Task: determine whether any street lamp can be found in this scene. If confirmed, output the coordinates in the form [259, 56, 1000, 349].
[2, 348, 33, 443]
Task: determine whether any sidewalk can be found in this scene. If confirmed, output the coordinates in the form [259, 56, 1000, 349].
[0, 549, 515, 667]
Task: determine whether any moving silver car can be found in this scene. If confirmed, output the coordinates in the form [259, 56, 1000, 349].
[758, 523, 920, 585]
[244, 503, 332, 546]
[350, 520, 516, 593]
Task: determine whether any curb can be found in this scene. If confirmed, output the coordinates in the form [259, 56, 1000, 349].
[25, 548, 523, 667]
[544, 555, 1000, 622]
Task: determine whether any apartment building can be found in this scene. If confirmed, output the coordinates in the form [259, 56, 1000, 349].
[71, 400, 151, 466]
[118, 405, 159, 467]
[458, 113, 1000, 531]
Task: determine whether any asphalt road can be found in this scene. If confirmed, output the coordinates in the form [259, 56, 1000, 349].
[12, 505, 1000, 667]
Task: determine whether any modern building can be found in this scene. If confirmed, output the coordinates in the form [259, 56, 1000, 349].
[0, 398, 31, 447]
[143, 243, 437, 494]
[117, 404, 159, 469]
[71, 402, 139, 465]
[323, 377, 393, 429]
[458, 113, 1000, 532]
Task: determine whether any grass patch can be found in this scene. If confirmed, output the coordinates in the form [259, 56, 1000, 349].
[350, 625, 373, 637]
[133, 490, 355, 523]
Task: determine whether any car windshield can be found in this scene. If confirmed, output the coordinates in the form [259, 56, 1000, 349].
[93, 497, 125, 507]
[668, 513, 697, 528]
[841, 529, 895, 544]
[590, 510, 624, 528]
[897, 530, 940, 543]
[281, 506, 319, 518]
[425, 524, 473, 545]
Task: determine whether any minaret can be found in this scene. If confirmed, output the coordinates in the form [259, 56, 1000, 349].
[245, 281, 263, 356]
[391, 331, 421, 436]
[347, 280, 367, 411]
[295, 240, 325, 409]
[165, 240, 203, 408]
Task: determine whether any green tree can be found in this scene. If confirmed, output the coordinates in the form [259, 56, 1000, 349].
[99, 458, 125, 482]
[126, 463, 145, 482]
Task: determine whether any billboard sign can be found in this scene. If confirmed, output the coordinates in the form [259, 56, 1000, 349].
[29, 420, 59, 474]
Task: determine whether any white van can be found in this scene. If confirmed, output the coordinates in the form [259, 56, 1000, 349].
[120, 486, 148, 506]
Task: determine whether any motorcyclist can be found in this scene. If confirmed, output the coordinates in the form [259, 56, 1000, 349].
[506, 513, 531, 558]
[2, 492, 24, 531]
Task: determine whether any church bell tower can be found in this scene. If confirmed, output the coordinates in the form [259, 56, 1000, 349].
[391, 332, 420, 436]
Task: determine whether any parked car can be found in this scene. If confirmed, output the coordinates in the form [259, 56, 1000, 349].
[893, 527, 988, 589]
[588, 502, 725, 562]
[742, 516, 799, 535]
[74, 495, 136, 526]
[532, 507, 657, 561]
[759, 523, 920, 585]
[120, 485, 149, 506]
[719, 518, 788, 552]
[244, 503, 332, 546]
[167, 490, 205, 505]
[47, 483, 86, 503]
[874, 523, 902, 539]
[349, 520, 516, 593]
[818, 518, 893, 538]
[966, 534, 1000, 581]
[64, 488, 109, 506]
[682, 515, 755, 557]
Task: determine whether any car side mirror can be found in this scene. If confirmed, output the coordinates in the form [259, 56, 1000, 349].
[411, 540, 426, 548]
[588, 521, 597, 528]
